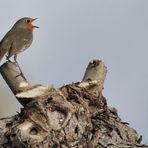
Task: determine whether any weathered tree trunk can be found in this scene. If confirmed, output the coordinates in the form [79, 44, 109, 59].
[0, 60, 147, 148]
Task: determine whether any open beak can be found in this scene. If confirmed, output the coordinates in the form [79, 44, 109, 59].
[32, 18, 38, 21]
[32, 18, 39, 28]
[33, 25, 39, 28]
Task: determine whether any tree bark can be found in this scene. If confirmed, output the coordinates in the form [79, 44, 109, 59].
[0, 60, 147, 148]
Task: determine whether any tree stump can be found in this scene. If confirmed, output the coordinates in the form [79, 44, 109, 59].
[0, 60, 147, 148]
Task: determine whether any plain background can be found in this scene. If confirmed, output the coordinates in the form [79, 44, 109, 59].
[0, 0, 147, 144]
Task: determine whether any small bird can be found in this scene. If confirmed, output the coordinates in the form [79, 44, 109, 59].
[0, 17, 38, 63]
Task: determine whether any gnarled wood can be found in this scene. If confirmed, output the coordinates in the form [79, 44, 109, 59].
[0, 59, 147, 148]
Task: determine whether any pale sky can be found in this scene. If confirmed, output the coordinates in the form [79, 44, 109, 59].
[0, 0, 148, 144]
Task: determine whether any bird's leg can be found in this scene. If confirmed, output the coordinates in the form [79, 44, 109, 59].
[14, 54, 21, 74]
[14, 54, 18, 64]
[14, 55, 26, 80]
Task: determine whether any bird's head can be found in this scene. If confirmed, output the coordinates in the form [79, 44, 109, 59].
[13, 17, 39, 32]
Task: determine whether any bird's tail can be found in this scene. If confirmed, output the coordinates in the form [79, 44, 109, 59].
[0, 49, 7, 63]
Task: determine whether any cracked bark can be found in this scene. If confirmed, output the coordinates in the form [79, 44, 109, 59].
[0, 60, 147, 148]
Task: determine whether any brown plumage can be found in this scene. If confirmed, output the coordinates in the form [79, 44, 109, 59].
[0, 17, 38, 62]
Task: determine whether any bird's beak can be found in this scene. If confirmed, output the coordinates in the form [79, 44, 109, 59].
[32, 18, 39, 28]
[32, 18, 38, 21]
[33, 25, 39, 28]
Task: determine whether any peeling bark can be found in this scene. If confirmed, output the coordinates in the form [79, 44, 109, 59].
[0, 60, 147, 148]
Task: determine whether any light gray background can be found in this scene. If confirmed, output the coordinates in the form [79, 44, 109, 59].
[0, 0, 147, 144]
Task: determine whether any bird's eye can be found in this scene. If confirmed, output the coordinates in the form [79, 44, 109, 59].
[26, 19, 31, 23]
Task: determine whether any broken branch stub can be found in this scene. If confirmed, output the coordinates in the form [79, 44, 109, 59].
[0, 60, 107, 105]
[0, 61, 51, 106]
[82, 60, 107, 97]
[0, 61, 30, 94]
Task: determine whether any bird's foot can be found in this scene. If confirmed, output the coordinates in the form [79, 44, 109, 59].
[5, 55, 11, 62]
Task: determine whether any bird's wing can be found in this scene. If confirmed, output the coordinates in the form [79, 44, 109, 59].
[6, 42, 16, 60]
[0, 29, 14, 62]
[0, 48, 6, 62]
[0, 39, 11, 62]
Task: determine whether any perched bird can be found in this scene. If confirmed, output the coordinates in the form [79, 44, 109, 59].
[0, 17, 38, 63]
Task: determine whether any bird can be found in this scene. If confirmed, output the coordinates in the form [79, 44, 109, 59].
[0, 17, 38, 64]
